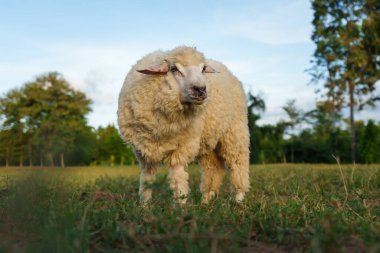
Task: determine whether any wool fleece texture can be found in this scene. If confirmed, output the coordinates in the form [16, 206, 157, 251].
[118, 46, 250, 204]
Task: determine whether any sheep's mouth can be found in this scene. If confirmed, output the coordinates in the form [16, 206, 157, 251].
[189, 88, 207, 105]
[191, 98, 206, 105]
[189, 94, 207, 105]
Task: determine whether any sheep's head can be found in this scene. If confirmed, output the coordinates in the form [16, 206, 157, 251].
[136, 47, 217, 105]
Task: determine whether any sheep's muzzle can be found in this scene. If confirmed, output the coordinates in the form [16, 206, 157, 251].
[190, 86, 207, 104]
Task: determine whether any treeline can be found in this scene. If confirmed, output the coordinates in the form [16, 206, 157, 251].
[0, 72, 379, 167]
[0, 73, 135, 167]
[247, 95, 380, 164]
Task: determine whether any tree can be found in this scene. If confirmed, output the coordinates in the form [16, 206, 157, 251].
[247, 92, 266, 163]
[282, 99, 304, 162]
[259, 123, 287, 163]
[24, 72, 92, 167]
[310, 0, 380, 163]
[95, 124, 135, 166]
[0, 129, 16, 167]
[65, 125, 97, 166]
[0, 72, 92, 167]
[358, 120, 380, 163]
[0, 89, 27, 166]
[304, 102, 343, 160]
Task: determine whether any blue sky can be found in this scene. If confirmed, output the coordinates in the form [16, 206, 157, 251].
[1, 0, 378, 127]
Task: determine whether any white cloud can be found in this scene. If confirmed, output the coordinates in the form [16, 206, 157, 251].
[1, 36, 378, 128]
[222, 54, 318, 126]
[0, 42, 149, 127]
[356, 109, 380, 123]
[218, 0, 313, 44]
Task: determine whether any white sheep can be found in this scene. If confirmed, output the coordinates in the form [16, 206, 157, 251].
[118, 46, 250, 204]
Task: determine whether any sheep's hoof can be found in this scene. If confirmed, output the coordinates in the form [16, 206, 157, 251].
[175, 196, 187, 206]
[202, 191, 216, 204]
[235, 192, 245, 203]
[140, 198, 152, 208]
[139, 191, 153, 207]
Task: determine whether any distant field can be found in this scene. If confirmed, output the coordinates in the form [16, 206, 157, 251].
[1, 164, 379, 252]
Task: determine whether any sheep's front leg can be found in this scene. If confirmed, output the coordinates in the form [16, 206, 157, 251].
[169, 165, 189, 205]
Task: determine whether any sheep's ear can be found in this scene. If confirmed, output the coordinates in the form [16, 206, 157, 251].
[203, 65, 218, 73]
[136, 62, 169, 75]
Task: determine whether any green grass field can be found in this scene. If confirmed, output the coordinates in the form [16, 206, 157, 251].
[0, 164, 379, 253]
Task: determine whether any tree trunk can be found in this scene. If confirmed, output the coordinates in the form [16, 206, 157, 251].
[18, 130, 24, 167]
[47, 152, 54, 167]
[5, 148, 9, 167]
[40, 154, 44, 167]
[110, 155, 115, 167]
[60, 152, 65, 168]
[28, 143, 32, 167]
[19, 151, 23, 167]
[349, 81, 356, 164]
[291, 143, 294, 163]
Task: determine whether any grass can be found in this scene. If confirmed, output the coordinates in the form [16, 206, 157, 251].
[0, 164, 379, 253]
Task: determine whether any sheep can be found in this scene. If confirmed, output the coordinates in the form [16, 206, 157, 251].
[117, 46, 250, 205]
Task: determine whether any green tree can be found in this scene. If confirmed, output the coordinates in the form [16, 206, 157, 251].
[282, 99, 305, 162]
[0, 128, 16, 166]
[247, 92, 266, 163]
[259, 123, 286, 163]
[358, 120, 380, 163]
[304, 102, 343, 160]
[0, 89, 28, 166]
[23, 72, 92, 167]
[65, 125, 97, 166]
[310, 0, 380, 163]
[95, 124, 135, 166]
[0, 72, 92, 167]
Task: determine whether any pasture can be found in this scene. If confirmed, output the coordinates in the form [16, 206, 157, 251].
[0, 164, 379, 252]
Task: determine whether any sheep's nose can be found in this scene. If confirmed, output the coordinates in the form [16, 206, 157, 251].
[191, 86, 207, 98]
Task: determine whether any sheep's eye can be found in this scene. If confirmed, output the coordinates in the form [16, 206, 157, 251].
[170, 65, 179, 73]
[202, 65, 207, 73]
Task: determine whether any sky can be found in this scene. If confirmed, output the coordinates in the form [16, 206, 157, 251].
[1, 0, 379, 127]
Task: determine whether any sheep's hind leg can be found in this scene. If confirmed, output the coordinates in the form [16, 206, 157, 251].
[139, 167, 157, 205]
[220, 126, 250, 203]
[169, 165, 189, 205]
[225, 155, 249, 202]
[199, 152, 225, 204]
[134, 148, 157, 205]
